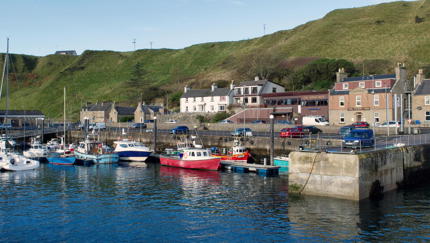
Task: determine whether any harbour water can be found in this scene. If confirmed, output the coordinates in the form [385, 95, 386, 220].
[1, 163, 430, 242]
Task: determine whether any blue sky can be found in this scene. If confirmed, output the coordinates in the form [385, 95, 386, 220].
[0, 0, 414, 56]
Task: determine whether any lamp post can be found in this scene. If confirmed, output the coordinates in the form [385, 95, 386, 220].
[269, 114, 274, 166]
[153, 116, 157, 152]
[385, 85, 389, 136]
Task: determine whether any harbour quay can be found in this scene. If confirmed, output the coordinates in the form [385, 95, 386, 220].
[289, 144, 430, 201]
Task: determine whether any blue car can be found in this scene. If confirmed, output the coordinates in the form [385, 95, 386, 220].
[342, 129, 374, 148]
[131, 123, 147, 129]
[339, 125, 356, 138]
[170, 126, 189, 134]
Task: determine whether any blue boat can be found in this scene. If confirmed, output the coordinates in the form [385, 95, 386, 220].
[47, 156, 76, 165]
[274, 156, 289, 174]
[75, 138, 119, 164]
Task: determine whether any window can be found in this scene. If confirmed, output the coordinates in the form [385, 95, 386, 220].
[426, 96, 430, 105]
[340, 112, 345, 123]
[359, 82, 365, 88]
[251, 87, 258, 94]
[374, 112, 380, 123]
[219, 105, 225, 111]
[185, 106, 188, 112]
[374, 95, 380, 106]
[244, 87, 249, 95]
[375, 81, 382, 87]
[339, 96, 345, 107]
[427, 112, 430, 121]
[272, 87, 277, 93]
[196, 152, 202, 156]
[193, 106, 196, 111]
[185, 98, 188, 103]
[244, 97, 248, 104]
[210, 105, 214, 111]
[343, 83, 349, 90]
[356, 95, 362, 106]
[251, 97, 257, 103]
[235, 98, 241, 104]
[193, 97, 196, 102]
[211, 96, 214, 102]
[236, 88, 242, 95]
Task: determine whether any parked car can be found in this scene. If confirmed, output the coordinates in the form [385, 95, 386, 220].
[0, 123, 12, 129]
[351, 121, 370, 128]
[295, 126, 322, 134]
[280, 127, 305, 138]
[231, 128, 253, 137]
[89, 122, 106, 130]
[219, 119, 234, 124]
[144, 120, 154, 123]
[339, 125, 356, 137]
[377, 121, 401, 128]
[251, 120, 266, 124]
[342, 129, 374, 148]
[131, 123, 147, 129]
[170, 126, 189, 134]
[165, 119, 178, 124]
[276, 120, 293, 125]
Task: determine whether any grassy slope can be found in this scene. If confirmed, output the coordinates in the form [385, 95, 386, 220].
[1, 0, 430, 119]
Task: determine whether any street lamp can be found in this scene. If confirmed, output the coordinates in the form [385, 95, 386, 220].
[153, 116, 157, 152]
[269, 114, 274, 166]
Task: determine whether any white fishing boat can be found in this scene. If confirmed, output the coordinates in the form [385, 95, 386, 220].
[113, 139, 152, 161]
[0, 38, 39, 171]
[23, 137, 49, 160]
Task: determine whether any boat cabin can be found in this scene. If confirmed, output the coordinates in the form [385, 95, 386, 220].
[181, 149, 212, 160]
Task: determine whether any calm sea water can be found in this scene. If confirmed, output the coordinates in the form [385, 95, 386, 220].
[1, 163, 430, 242]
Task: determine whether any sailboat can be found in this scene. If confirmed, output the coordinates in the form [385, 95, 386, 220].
[47, 87, 76, 165]
[0, 38, 39, 171]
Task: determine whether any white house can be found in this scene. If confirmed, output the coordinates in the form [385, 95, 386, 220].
[232, 76, 285, 107]
[180, 83, 234, 113]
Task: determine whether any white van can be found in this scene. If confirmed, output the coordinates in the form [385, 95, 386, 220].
[89, 122, 106, 130]
[302, 116, 329, 126]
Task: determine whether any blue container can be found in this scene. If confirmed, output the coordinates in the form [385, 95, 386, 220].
[274, 157, 289, 174]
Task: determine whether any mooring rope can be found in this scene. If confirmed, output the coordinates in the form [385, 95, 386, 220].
[298, 152, 319, 195]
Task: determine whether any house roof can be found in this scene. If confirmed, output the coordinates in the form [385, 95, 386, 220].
[181, 88, 231, 98]
[82, 102, 113, 112]
[342, 74, 396, 82]
[0, 110, 45, 117]
[115, 106, 135, 116]
[262, 90, 328, 98]
[139, 104, 163, 113]
[414, 79, 430, 95]
[329, 90, 349, 95]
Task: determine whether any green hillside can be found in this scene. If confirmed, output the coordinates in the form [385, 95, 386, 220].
[2, 0, 430, 119]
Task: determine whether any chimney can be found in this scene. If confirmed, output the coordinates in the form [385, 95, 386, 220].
[395, 62, 407, 82]
[415, 69, 425, 88]
[336, 68, 348, 82]
[211, 83, 217, 92]
[254, 76, 260, 81]
[230, 80, 234, 90]
[184, 85, 190, 93]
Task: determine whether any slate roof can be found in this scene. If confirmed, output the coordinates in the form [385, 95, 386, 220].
[414, 79, 430, 95]
[262, 91, 328, 98]
[329, 90, 349, 95]
[115, 106, 135, 116]
[82, 102, 113, 112]
[181, 88, 231, 98]
[139, 105, 163, 113]
[237, 80, 269, 86]
[0, 110, 44, 117]
[342, 74, 396, 82]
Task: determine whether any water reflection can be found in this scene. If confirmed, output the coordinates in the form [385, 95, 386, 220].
[1, 163, 430, 241]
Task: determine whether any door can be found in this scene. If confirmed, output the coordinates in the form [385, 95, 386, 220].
[355, 112, 363, 122]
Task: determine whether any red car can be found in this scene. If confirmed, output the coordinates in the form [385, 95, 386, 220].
[351, 121, 370, 128]
[280, 127, 305, 138]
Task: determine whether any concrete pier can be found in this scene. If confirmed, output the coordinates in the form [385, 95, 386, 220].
[288, 145, 430, 201]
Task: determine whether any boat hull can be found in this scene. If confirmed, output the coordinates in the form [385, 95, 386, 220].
[47, 156, 76, 165]
[74, 151, 119, 164]
[159, 155, 220, 170]
[117, 151, 151, 161]
[213, 153, 250, 162]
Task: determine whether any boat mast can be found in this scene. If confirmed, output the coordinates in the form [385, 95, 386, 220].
[0, 38, 10, 138]
[63, 86, 66, 153]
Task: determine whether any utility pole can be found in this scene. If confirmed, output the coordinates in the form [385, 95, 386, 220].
[269, 114, 274, 166]
[132, 39, 136, 50]
[150, 41, 153, 49]
[263, 24, 266, 35]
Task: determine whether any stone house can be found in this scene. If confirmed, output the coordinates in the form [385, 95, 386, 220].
[329, 64, 407, 126]
[109, 103, 135, 123]
[134, 102, 165, 123]
[232, 76, 285, 107]
[412, 69, 430, 124]
[80, 102, 135, 123]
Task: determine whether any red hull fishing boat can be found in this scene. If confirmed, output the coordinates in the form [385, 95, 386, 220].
[160, 148, 221, 171]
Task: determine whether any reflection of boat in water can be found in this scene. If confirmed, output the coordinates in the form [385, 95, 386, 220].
[160, 166, 221, 184]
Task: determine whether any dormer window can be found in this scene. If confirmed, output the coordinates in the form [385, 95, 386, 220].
[251, 87, 258, 94]
[343, 83, 349, 90]
[272, 87, 277, 93]
[375, 81, 382, 87]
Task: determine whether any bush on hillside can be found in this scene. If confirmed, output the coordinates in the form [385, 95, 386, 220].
[211, 112, 232, 123]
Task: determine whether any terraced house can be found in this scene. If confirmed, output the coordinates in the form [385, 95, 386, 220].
[412, 69, 430, 124]
[180, 83, 234, 113]
[329, 64, 407, 126]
